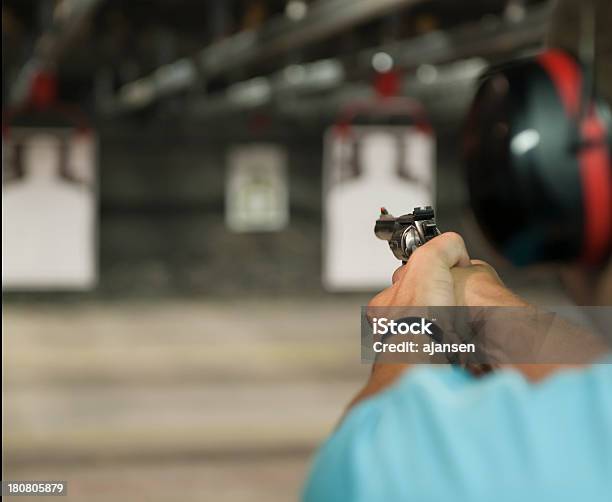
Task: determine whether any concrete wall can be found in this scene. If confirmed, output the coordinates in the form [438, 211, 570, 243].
[97, 124, 326, 297]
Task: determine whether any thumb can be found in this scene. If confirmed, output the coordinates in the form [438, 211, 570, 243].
[413, 232, 471, 269]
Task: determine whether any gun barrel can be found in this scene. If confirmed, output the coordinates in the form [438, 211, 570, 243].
[374, 218, 395, 241]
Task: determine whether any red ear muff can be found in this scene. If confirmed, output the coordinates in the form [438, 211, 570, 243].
[464, 49, 611, 267]
[578, 108, 612, 264]
[538, 50, 582, 116]
[538, 50, 612, 265]
[578, 106, 612, 264]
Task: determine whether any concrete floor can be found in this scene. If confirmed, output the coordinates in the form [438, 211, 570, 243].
[2, 280, 577, 501]
[3, 299, 370, 501]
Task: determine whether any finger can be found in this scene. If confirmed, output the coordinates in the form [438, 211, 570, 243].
[392, 265, 406, 285]
[366, 288, 396, 322]
[470, 259, 503, 283]
[413, 232, 470, 268]
[367, 289, 391, 308]
[435, 232, 471, 268]
[470, 259, 489, 266]
[470, 259, 497, 270]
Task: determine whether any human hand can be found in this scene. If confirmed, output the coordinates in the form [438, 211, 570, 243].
[364, 233, 525, 387]
[450, 260, 605, 381]
[354, 233, 472, 409]
[368, 232, 471, 309]
[451, 259, 527, 308]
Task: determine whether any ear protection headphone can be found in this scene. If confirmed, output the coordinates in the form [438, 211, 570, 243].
[464, 26, 611, 266]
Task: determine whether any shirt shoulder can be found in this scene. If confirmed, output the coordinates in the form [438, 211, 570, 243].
[303, 362, 612, 502]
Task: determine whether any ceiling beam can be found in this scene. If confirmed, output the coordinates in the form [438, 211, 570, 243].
[9, 0, 104, 106]
[111, 0, 427, 113]
[183, 4, 550, 120]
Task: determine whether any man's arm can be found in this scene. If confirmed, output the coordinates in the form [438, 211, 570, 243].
[349, 233, 607, 412]
[349, 232, 472, 411]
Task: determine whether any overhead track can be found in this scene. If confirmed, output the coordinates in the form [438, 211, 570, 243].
[184, 4, 551, 120]
[112, 0, 427, 112]
[9, 0, 104, 106]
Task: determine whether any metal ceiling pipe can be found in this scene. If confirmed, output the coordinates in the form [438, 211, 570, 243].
[9, 0, 104, 105]
[197, 0, 426, 76]
[358, 4, 549, 73]
[112, 0, 426, 112]
[184, 5, 550, 120]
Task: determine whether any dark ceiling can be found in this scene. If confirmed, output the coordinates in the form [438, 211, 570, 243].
[2, 0, 548, 116]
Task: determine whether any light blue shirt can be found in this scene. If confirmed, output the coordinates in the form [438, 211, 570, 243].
[303, 360, 612, 502]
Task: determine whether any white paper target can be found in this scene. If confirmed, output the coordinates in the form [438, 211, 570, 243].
[323, 126, 435, 291]
[2, 129, 97, 290]
[226, 144, 289, 232]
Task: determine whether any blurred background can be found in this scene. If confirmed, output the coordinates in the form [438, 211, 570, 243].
[2, 1, 606, 500]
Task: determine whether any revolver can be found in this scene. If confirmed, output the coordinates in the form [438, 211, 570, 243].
[374, 206, 441, 262]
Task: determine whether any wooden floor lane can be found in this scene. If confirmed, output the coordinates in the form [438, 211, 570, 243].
[3, 299, 369, 501]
